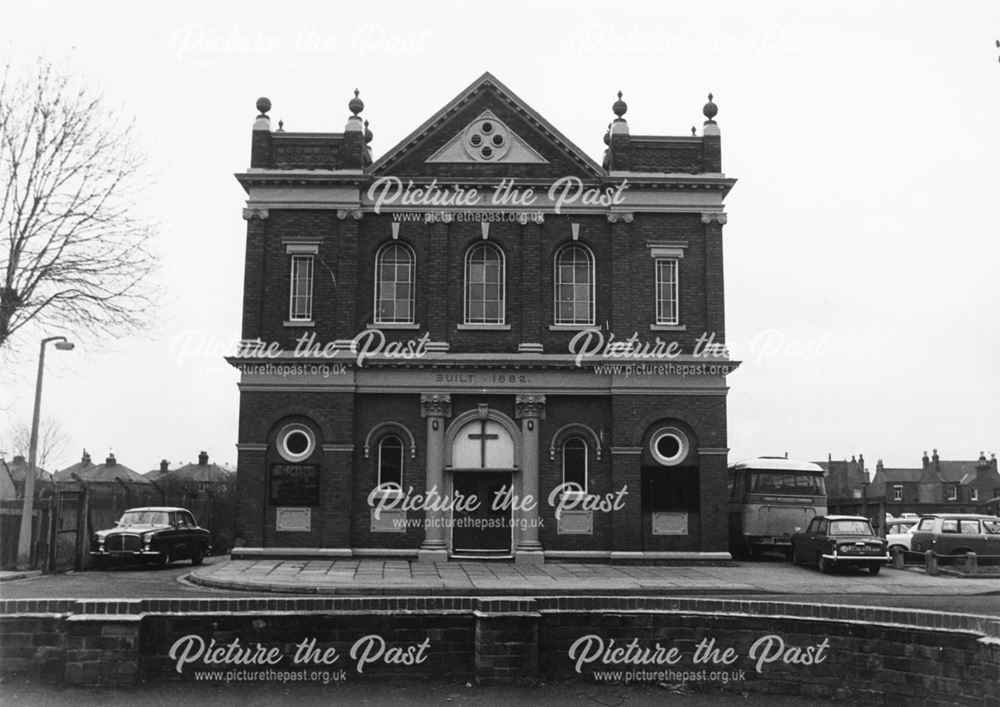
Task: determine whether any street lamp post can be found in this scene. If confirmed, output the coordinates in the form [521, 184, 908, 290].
[15, 335, 74, 570]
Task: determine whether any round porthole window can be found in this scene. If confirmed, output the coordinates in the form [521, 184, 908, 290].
[649, 427, 689, 466]
[277, 423, 316, 463]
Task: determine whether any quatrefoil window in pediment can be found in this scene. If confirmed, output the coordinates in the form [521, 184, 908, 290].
[426, 111, 548, 164]
[463, 117, 510, 162]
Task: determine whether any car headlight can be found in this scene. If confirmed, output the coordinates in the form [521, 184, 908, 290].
[142, 532, 154, 543]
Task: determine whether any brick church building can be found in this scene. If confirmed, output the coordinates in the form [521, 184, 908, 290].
[230, 73, 737, 562]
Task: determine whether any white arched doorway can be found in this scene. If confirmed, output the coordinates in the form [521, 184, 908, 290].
[446, 409, 520, 556]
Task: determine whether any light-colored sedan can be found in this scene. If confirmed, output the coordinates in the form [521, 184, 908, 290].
[885, 518, 918, 555]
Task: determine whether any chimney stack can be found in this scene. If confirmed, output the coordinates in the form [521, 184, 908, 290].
[922, 451, 929, 468]
[106, 453, 116, 466]
[82, 449, 91, 465]
[160, 459, 169, 473]
[932, 449, 940, 470]
[198, 451, 209, 466]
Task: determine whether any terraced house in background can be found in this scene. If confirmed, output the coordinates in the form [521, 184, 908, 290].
[229, 73, 738, 562]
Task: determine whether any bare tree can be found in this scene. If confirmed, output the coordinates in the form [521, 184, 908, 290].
[0, 60, 158, 350]
[1, 416, 68, 470]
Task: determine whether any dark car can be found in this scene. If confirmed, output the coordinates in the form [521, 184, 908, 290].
[909, 514, 1000, 562]
[790, 515, 889, 575]
[91, 506, 211, 568]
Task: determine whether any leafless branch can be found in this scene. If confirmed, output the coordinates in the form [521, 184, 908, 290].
[0, 59, 159, 350]
[1, 416, 69, 470]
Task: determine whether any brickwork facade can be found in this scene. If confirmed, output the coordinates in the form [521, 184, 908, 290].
[231, 73, 738, 561]
[2, 597, 997, 702]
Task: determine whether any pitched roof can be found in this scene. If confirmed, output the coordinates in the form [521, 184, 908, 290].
[55, 454, 151, 485]
[370, 72, 604, 177]
[877, 468, 923, 483]
[933, 461, 982, 484]
[160, 461, 232, 485]
[1, 455, 53, 484]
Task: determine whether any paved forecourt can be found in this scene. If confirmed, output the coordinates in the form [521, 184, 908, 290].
[185, 558, 1000, 596]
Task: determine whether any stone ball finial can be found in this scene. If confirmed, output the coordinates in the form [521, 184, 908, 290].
[349, 88, 364, 117]
[256, 97, 271, 118]
[703, 92, 718, 121]
[364, 119, 373, 144]
[612, 90, 628, 119]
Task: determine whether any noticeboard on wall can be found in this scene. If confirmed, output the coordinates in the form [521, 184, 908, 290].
[269, 464, 319, 506]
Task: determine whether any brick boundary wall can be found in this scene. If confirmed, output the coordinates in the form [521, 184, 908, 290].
[1, 597, 997, 704]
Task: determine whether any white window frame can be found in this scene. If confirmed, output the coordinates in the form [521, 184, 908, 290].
[464, 243, 506, 325]
[374, 242, 416, 325]
[277, 423, 316, 463]
[561, 436, 589, 497]
[376, 435, 404, 497]
[553, 243, 595, 326]
[971, 487, 978, 501]
[948, 485, 958, 501]
[893, 485, 903, 501]
[289, 254, 314, 322]
[649, 427, 689, 467]
[655, 258, 679, 326]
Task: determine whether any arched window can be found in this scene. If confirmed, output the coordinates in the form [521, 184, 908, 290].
[375, 243, 415, 324]
[562, 436, 589, 494]
[465, 243, 505, 324]
[377, 435, 404, 490]
[554, 244, 595, 325]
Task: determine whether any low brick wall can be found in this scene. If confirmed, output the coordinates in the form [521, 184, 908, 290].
[1, 597, 997, 704]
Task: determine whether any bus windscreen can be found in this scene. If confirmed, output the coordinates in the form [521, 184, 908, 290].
[745, 472, 825, 496]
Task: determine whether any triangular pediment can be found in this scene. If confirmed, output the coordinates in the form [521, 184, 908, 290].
[371, 72, 604, 179]
[426, 110, 549, 165]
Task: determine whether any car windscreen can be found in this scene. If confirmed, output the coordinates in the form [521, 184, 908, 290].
[118, 511, 170, 526]
[829, 520, 872, 535]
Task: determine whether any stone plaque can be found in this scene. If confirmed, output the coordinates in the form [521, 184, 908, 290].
[557, 510, 594, 535]
[652, 512, 688, 535]
[276, 507, 311, 532]
[371, 508, 406, 533]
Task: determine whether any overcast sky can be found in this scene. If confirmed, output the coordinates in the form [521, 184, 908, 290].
[2, 0, 997, 474]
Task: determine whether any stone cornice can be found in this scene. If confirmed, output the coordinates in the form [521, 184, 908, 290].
[226, 353, 740, 372]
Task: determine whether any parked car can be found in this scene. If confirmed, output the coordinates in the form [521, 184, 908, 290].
[885, 518, 919, 555]
[91, 506, 211, 568]
[909, 514, 1000, 562]
[790, 515, 889, 575]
